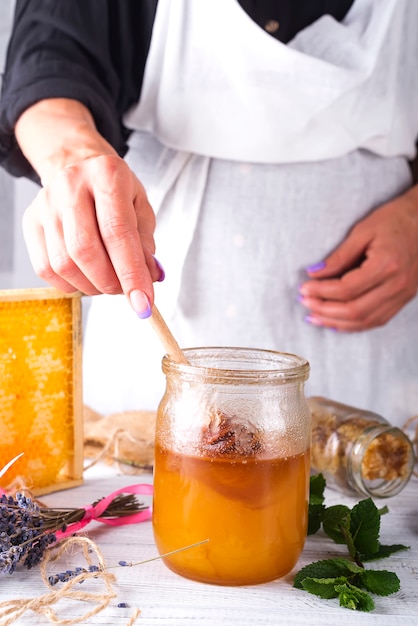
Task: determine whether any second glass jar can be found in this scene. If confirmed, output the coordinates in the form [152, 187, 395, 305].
[308, 396, 415, 498]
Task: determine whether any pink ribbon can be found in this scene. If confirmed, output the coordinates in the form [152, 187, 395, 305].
[0, 480, 153, 539]
[54, 483, 154, 540]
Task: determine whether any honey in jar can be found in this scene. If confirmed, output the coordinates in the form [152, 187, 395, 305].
[152, 347, 311, 585]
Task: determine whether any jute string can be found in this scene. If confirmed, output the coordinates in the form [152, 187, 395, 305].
[0, 536, 140, 626]
[83, 428, 150, 474]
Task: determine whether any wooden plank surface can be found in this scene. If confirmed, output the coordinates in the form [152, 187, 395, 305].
[2, 464, 418, 626]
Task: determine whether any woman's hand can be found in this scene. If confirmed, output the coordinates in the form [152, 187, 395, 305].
[22, 155, 160, 313]
[298, 186, 418, 332]
[15, 98, 161, 317]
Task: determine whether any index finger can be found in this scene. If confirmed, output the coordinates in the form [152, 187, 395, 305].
[92, 159, 156, 315]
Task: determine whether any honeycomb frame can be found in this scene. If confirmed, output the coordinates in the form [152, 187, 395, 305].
[0, 288, 83, 495]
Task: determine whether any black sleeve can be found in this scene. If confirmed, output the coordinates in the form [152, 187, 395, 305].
[0, 0, 157, 182]
[0, 0, 354, 183]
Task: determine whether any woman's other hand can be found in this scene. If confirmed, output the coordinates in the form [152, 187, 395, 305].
[298, 186, 418, 332]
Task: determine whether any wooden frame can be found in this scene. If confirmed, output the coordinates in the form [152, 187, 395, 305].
[0, 288, 83, 495]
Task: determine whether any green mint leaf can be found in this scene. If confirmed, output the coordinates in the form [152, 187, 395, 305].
[359, 569, 400, 596]
[309, 473, 326, 505]
[308, 473, 326, 535]
[350, 498, 380, 555]
[322, 504, 352, 545]
[361, 543, 410, 561]
[293, 558, 364, 589]
[300, 576, 346, 599]
[308, 503, 325, 536]
[335, 582, 375, 612]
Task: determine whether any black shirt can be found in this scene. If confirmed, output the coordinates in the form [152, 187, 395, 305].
[0, 0, 354, 182]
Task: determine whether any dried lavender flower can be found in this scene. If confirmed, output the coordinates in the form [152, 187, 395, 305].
[0, 491, 148, 575]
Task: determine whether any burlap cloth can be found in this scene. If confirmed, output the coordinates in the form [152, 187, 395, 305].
[83, 405, 156, 473]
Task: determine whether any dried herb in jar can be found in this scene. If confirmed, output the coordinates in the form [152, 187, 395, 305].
[308, 397, 415, 498]
[200, 411, 263, 457]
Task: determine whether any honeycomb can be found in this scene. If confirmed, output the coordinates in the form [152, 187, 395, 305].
[0, 289, 82, 492]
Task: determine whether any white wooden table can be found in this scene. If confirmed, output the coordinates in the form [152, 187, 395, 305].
[2, 464, 418, 626]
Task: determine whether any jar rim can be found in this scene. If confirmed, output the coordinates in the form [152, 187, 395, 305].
[162, 346, 310, 383]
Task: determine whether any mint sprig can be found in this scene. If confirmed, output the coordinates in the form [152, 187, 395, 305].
[295, 474, 409, 611]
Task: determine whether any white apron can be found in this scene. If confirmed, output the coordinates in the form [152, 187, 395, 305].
[83, 0, 418, 426]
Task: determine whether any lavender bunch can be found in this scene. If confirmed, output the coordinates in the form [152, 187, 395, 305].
[0, 491, 148, 575]
[0, 493, 56, 573]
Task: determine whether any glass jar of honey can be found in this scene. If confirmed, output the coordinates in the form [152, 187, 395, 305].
[152, 347, 311, 586]
[308, 396, 415, 498]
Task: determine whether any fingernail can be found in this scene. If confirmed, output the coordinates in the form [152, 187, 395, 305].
[305, 315, 338, 331]
[130, 290, 152, 319]
[306, 261, 326, 273]
[304, 315, 322, 327]
[152, 254, 165, 282]
[298, 284, 310, 298]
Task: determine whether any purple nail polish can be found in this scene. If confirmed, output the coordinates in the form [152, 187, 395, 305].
[130, 290, 152, 319]
[153, 255, 165, 282]
[306, 261, 326, 273]
[304, 315, 322, 327]
[136, 302, 152, 319]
